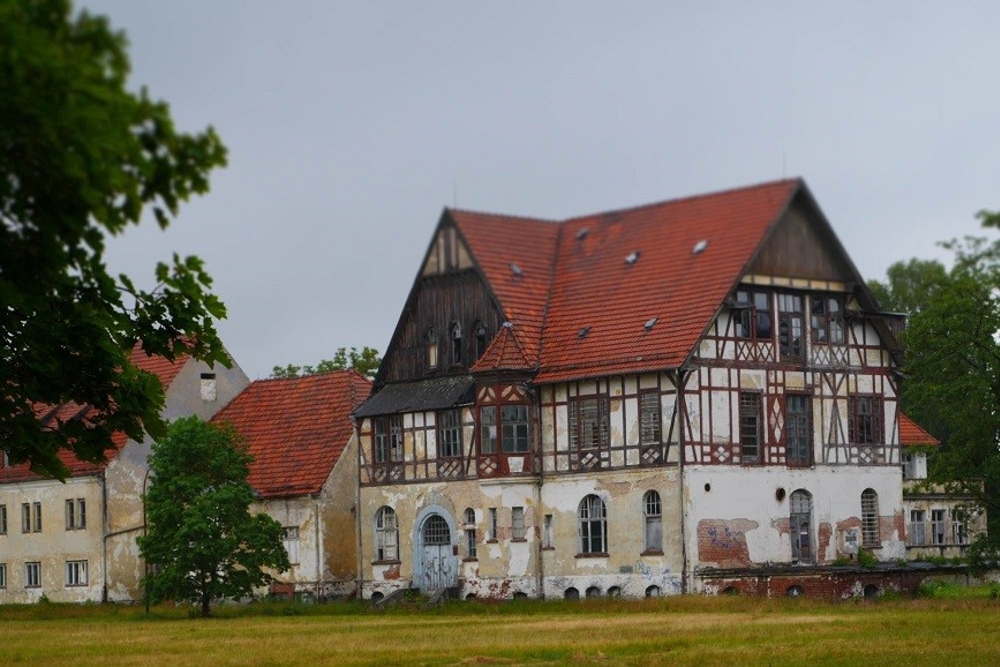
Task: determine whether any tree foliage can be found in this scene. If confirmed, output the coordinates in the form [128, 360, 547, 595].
[138, 417, 289, 617]
[271, 346, 381, 378]
[872, 210, 1000, 567]
[0, 0, 229, 478]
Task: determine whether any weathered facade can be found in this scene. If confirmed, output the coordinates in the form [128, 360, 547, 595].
[210, 370, 371, 600]
[355, 178, 915, 600]
[0, 346, 249, 603]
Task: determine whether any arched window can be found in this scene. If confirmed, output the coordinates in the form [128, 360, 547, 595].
[375, 507, 398, 561]
[861, 489, 879, 547]
[789, 489, 812, 562]
[642, 490, 662, 553]
[578, 495, 607, 555]
[463, 508, 477, 559]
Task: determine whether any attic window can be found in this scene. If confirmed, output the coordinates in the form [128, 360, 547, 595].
[475, 321, 488, 358]
[200, 373, 217, 402]
[510, 262, 523, 277]
[693, 239, 708, 255]
[644, 317, 657, 331]
[576, 227, 589, 240]
[427, 328, 439, 369]
[578, 326, 591, 339]
[451, 321, 463, 365]
[625, 251, 640, 265]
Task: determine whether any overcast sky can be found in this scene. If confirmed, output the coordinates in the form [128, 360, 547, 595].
[82, 1, 1000, 380]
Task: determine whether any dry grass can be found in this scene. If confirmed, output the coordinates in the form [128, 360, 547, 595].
[2, 593, 999, 666]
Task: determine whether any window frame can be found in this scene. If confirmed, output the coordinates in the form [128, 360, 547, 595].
[638, 391, 662, 445]
[739, 391, 763, 464]
[373, 415, 404, 464]
[785, 394, 812, 466]
[463, 508, 477, 560]
[569, 395, 610, 454]
[65, 560, 88, 587]
[931, 509, 947, 545]
[777, 293, 805, 361]
[25, 561, 41, 588]
[65, 498, 86, 531]
[0, 562, 6, 589]
[511, 506, 526, 541]
[734, 289, 773, 341]
[810, 295, 845, 345]
[578, 494, 608, 556]
[374, 506, 399, 563]
[789, 489, 813, 563]
[861, 489, 880, 547]
[850, 396, 884, 446]
[0, 504, 6, 535]
[487, 507, 498, 542]
[282, 526, 300, 564]
[437, 409, 463, 459]
[909, 509, 926, 546]
[642, 490, 663, 554]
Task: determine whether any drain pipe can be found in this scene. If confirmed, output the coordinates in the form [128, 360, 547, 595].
[673, 369, 690, 595]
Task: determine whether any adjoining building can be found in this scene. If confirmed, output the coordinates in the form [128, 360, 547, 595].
[354, 178, 918, 600]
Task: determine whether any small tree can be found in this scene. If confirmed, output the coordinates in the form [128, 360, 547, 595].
[138, 417, 289, 616]
[271, 346, 381, 378]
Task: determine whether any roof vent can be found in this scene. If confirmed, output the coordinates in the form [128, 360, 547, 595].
[509, 262, 523, 277]
[578, 326, 591, 339]
[693, 239, 708, 255]
[625, 251, 640, 265]
[576, 227, 589, 240]
[502, 321, 514, 329]
[644, 317, 657, 331]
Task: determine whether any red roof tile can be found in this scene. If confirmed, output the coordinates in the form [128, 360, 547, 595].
[899, 413, 939, 447]
[211, 370, 372, 499]
[0, 345, 192, 482]
[449, 179, 801, 383]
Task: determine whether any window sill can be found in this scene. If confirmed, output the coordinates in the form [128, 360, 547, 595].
[511, 538, 527, 543]
[462, 557, 478, 563]
[372, 559, 401, 566]
[640, 549, 663, 557]
[576, 552, 609, 559]
[541, 546, 555, 551]
[486, 539, 498, 544]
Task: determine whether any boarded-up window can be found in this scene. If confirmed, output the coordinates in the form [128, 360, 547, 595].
[639, 392, 661, 444]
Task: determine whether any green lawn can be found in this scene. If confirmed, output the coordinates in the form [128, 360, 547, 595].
[1, 589, 998, 666]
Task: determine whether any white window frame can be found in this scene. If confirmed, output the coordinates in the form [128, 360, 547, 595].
[25, 561, 41, 588]
[65, 498, 86, 530]
[512, 506, 526, 541]
[374, 507, 399, 562]
[65, 560, 88, 587]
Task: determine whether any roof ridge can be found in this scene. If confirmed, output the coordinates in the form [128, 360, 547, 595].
[446, 207, 559, 225]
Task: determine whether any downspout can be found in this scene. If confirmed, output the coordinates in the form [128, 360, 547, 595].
[313, 495, 323, 601]
[533, 396, 545, 600]
[673, 369, 690, 595]
[100, 472, 108, 603]
[353, 418, 364, 599]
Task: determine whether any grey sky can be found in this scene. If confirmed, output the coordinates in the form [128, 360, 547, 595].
[83, 1, 999, 379]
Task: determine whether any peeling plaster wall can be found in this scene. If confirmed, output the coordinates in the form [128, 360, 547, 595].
[685, 465, 904, 582]
[0, 477, 104, 603]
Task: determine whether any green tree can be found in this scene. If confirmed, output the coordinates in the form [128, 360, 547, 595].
[271, 346, 381, 378]
[138, 417, 289, 617]
[867, 258, 949, 316]
[0, 0, 229, 478]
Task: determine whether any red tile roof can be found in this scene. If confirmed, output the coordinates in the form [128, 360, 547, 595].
[899, 413, 939, 447]
[211, 370, 372, 499]
[471, 322, 533, 372]
[0, 345, 191, 482]
[451, 179, 801, 383]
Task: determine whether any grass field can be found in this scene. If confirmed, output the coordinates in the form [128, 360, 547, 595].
[2, 586, 999, 666]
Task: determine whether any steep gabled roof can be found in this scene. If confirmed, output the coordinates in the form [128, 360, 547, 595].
[211, 370, 372, 499]
[450, 210, 560, 366]
[899, 413, 940, 447]
[0, 345, 192, 483]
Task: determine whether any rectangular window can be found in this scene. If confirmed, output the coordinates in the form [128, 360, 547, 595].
[0, 562, 6, 588]
[739, 392, 762, 464]
[850, 396, 884, 445]
[511, 506, 526, 540]
[785, 395, 811, 466]
[373, 416, 403, 463]
[21, 503, 29, 533]
[501, 405, 530, 453]
[909, 509, 926, 546]
[931, 509, 947, 545]
[65, 499, 86, 530]
[438, 410, 463, 458]
[953, 513, 968, 545]
[65, 560, 88, 587]
[22, 502, 41, 533]
[282, 526, 300, 564]
[488, 507, 498, 542]
[569, 396, 610, 451]
[25, 561, 41, 588]
[777, 293, 804, 360]
[0, 504, 6, 534]
[480, 406, 497, 454]
[464, 512, 477, 560]
[735, 289, 772, 340]
[810, 296, 845, 345]
[542, 515, 553, 549]
[639, 391, 661, 444]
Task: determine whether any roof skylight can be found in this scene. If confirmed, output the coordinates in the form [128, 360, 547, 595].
[578, 326, 591, 339]
[509, 262, 523, 276]
[576, 227, 589, 240]
[625, 251, 640, 265]
[693, 239, 708, 255]
[644, 317, 657, 331]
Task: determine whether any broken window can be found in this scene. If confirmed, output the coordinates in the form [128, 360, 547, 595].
[479, 406, 497, 454]
[909, 509, 926, 546]
[373, 416, 404, 463]
[639, 391, 661, 444]
[790, 489, 813, 562]
[739, 391, 763, 464]
[777, 294, 804, 360]
[65, 498, 86, 530]
[861, 489, 879, 547]
[849, 396, 884, 445]
[785, 395, 811, 466]
[734, 289, 772, 340]
[952, 512, 968, 545]
[578, 494, 607, 555]
[65, 560, 88, 587]
[512, 506, 526, 540]
[569, 396, 610, 452]
[282, 526, 300, 564]
[810, 295, 845, 345]
[931, 509, 947, 545]
[463, 508, 477, 559]
[643, 490, 662, 553]
[25, 561, 41, 588]
[438, 410, 462, 458]
[375, 507, 399, 561]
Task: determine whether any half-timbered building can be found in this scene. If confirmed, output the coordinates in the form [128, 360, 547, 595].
[355, 178, 910, 600]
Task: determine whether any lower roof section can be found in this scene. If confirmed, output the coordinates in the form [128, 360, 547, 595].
[354, 375, 475, 418]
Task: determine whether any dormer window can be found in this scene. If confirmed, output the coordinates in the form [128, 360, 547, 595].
[427, 328, 439, 369]
[451, 322, 462, 365]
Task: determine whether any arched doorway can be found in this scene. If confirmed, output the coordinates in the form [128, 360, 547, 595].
[416, 512, 457, 593]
